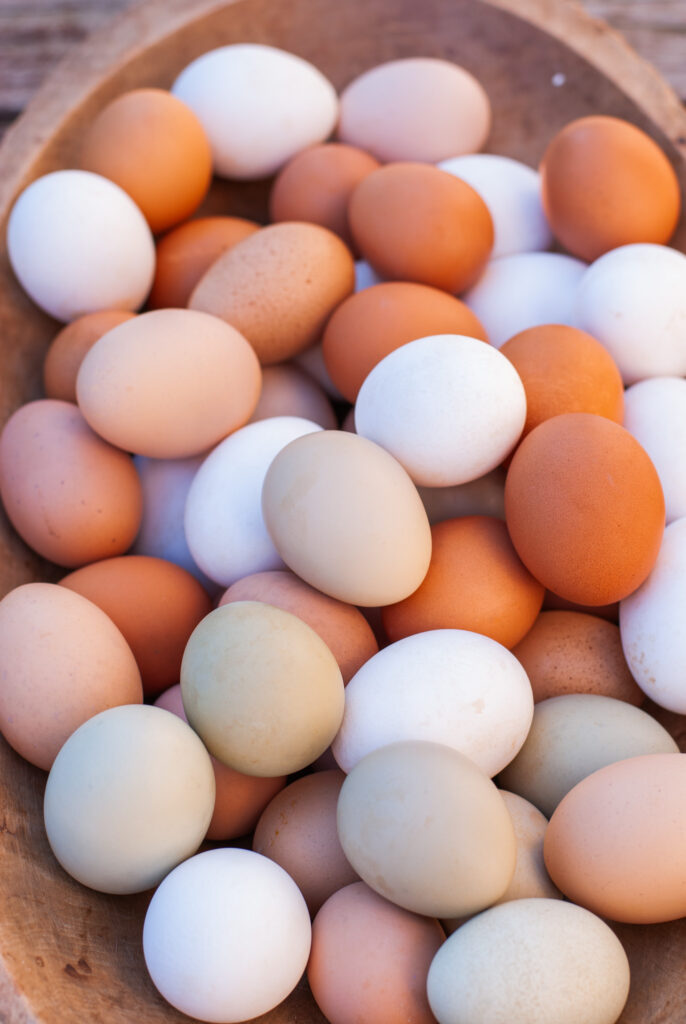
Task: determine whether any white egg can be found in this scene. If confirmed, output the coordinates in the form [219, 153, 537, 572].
[438, 154, 552, 257]
[623, 377, 686, 524]
[7, 170, 155, 322]
[172, 44, 338, 179]
[463, 252, 586, 348]
[143, 848, 311, 1023]
[184, 416, 322, 587]
[332, 629, 534, 777]
[354, 335, 526, 486]
[574, 244, 686, 385]
[418, 469, 506, 524]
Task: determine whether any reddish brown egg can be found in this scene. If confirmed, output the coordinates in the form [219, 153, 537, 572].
[43, 310, 136, 403]
[540, 116, 681, 261]
[382, 516, 544, 648]
[349, 162, 493, 292]
[505, 413, 665, 605]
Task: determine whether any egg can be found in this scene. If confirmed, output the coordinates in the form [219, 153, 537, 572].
[43, 310, 136, 403]
[0, 583, 142, 770]
[308, 882, 444, 1024]
[623, 378, 686, 524]
[7, 170, 154, 321]
[349, 162, 493, 292]
[189, 222, 355, 364]
[540, 115, 681, 261]
[382, 517, 544, 648]
[417, 469, 506, 523]
[0, 399, 142, 567]
[542, 591, 619, 622]
[294, 342, 346, 400]
[248, 363, 337, 428]
[505, 413, 665, 605]
[332, 628, 533, 776]
[322, 281, 488, 402]
[76, 308, 261, 458]
[544, 753, 686, 923]
[338, 57, 491, 162]
[261, 430, 432, 606]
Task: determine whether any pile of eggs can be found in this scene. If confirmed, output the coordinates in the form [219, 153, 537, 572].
[1, 39, 685, 1024]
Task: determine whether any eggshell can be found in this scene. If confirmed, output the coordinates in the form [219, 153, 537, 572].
[0, 583, 142, 770]
[0, 399, 142, 567]
[219, 569, 378, 683]
[155, 684, 286, 842]
[544, 753, 686, 923]
[463, 251, 586, 348]
[143, 848, 311, 1022]
[147, 215, 259, 309]
[270, 142, 380, 248]
[427, 899, 630, 1024]
[7, 169, 155, 321]
[253, 771, 358, 915]
[59, 555, 212, 697]
[189, 222, 355, 364]
[76, 308, 261, 458]
[308, 882, 444, 1024]
[620, 516, 686, 713]
[540, 115, 681, 261]
[294, 342, 345, 400]
[248, 363, 337, 428]
[382, 517, 543, 648]
[622, 378, 686, 524]
[542, 591, 619, 622]
[43, 310, 136, 403]
[184, 417, 322, 587]
[500, 324, 624, 438]
[172, 44, 337, 179]
[355, 335, 525, 486]
[512, 610, 642, 705]
[322, 281, 487, 402]
[262, 430, 432, 606]
[349, 163, 493, 293]
[338, 57, 491, 162]
[574, 244, 686, 384]
[417, 469, 506, 523]
[337, 740, 516, 917]
[79, 88, 212, 233]
[438, 153, 552, 257]
[505, 413, 665, 605]
[180, 602, 344, 776]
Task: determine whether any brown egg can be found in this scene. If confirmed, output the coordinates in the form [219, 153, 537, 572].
[540, 115, 681, 261]
[219, 569, 378, 683]
[322, 281, 488, 402]
[500, 325, 624, 438]
[43, 310, 136, 402]
[512, 610, 643, 705]
[80, 88, 212, 233]
[0, 399, 142, 567]
[349, 162, 493, 293]
[147, 216, 260, 309]
[270, 143, 380, 248]
[155, 685, 286, 841]
[308, 881, 444, 1024]
[542, 591, 619, 622]
[383, 516, 544, 648]
[60, 556, 212, 697]
[505, 413, 665, 605]
[252, 770, 359, 915]
[189, 222, 355, 364]
[248, 364, 337, 429]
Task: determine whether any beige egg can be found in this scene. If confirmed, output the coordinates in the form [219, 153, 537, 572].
[249, 363, 337, 429]
[0, 583, 142, 770]
[180, 602, 344, 776]
[337, 740, 516, 918]
[261, 430, 432, 606]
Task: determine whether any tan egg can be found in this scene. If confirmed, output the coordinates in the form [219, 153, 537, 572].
[80, 88, 212, 233]
[43, 310, 136, 403]
[180, 602, 344, 776]
[0, 399, 142, 567]
[219, 569, 378, 683]
[261, 430, 432, 606]
[147, 216, 260, 309]
[248, 364, 337, 429]
[76, 308, 261, 458]
[189, 222, 355, 364]
[0, 583, 142, 770]
[252, 770, 359, 915]
[308, 882, 444, 1024]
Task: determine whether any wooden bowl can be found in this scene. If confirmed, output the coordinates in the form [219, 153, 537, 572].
[0, 1, 684, 1021]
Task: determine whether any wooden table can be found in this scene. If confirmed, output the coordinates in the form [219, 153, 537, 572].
[0, 0, 684, 141]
